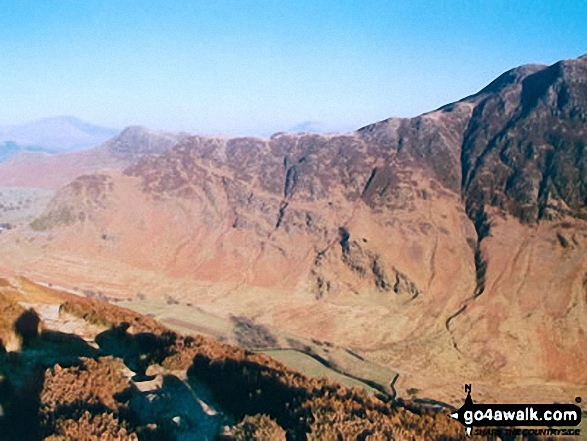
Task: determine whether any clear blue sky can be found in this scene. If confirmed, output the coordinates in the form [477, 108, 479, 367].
[0, 1, 586, 135]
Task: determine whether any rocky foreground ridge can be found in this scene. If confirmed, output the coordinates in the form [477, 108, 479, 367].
[0, 277, 465, 440]
[2, 55, 587, 404]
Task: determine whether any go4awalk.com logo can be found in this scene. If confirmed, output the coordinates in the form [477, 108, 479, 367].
[449, 385, 582, 437]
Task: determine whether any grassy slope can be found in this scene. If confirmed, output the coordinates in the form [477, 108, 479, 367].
[0, 277, 466, 440]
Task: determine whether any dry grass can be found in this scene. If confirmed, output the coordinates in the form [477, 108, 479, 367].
[261, 349, 377, 393]
[60, 293, 169, 335]
[41, 357, 129, 415]
[228, 414, 286, 440]
[0, 277, 468, 440]
[40, 357, 138, 440]
[52, 283, 464, 438]
[121, 298, 398, 395]
[186, 346, 464, 440]
[44, 412, 138, 441]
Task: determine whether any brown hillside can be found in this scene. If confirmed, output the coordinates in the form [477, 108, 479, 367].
[1, 54, 586, 410]
[0, 277, 466, 440]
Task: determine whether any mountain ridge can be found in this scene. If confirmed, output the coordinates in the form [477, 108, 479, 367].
[1, 54, 587, 408]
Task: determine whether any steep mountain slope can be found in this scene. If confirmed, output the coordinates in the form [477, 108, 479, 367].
[358, 55, 587, 383]
[1, 55, 587, 405]
[445, 56, 587, 383]
[0, 126, 187, 190]
[461, 58, 587, 224]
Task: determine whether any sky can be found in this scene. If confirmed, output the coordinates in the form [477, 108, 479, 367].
[0, 1, 586, 136]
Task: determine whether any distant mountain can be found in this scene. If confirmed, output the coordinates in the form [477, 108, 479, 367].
[0, 126, 187, 189]
[287, 120, 329, 133]
[0, 116, 119, 163]
[287, 120, 355, 134]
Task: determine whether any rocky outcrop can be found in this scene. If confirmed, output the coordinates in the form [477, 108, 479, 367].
[30, 175, 114, 231]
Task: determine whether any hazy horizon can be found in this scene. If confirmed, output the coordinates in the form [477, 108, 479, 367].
[1, 1, 586, 136]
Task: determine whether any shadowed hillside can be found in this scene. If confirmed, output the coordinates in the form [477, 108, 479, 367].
[0, 277, 466, 440]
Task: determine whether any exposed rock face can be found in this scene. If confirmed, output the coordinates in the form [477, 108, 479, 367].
[4, 55, 587, 397]
[461, 58, 587, 225]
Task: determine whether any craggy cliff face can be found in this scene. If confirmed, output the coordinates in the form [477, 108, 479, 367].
[5, 55, 587, 400]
